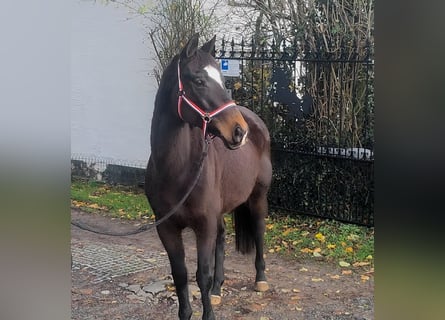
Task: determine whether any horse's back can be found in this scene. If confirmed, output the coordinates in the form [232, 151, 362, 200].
[239, 106, 270, 157]
[240, 106, 272, 188]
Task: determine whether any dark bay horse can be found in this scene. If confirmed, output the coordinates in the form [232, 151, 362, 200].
[145, 34, 272, 320]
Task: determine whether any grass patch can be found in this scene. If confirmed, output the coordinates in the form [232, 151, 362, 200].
[262, 213, 374, 265]
[71, 179, 373, 265]
[71, 178, 153, 220]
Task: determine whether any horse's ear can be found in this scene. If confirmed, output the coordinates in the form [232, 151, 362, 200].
[201, 35, 216, 57]
[181, 33, 199, 59]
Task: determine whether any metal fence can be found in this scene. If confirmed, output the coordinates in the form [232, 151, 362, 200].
[216, 38, 374, 226]
[71, 154, 146, 187]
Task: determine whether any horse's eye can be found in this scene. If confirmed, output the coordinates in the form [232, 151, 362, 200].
[194, 78, 204, 86]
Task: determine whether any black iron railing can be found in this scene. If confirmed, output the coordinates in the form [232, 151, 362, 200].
[216, 38, 374, 226]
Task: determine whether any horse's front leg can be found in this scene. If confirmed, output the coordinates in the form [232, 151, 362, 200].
[195, 220, 218, 320]
[157, 223, 192, 320]
[210, 216, 226, 305]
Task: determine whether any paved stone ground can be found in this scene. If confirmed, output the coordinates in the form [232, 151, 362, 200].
[72, 239, 169, 284]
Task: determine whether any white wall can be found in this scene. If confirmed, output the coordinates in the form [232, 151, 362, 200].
[71, 0, 156, 168]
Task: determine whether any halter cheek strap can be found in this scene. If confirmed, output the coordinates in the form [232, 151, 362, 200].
[177, 60, 236, 137]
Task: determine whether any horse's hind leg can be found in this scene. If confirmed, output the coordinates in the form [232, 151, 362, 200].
[157, 224, 192, 320]
[210, 216, 225, 305]
[249, 189, 269, 292]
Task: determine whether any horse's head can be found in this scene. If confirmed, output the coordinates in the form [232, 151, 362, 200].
[177, 34, 248, 150]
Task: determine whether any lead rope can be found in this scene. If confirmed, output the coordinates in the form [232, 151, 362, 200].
[71, 138, 210, 236]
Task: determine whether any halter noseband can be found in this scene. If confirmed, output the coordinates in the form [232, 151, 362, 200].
[177, 60, 236, 137]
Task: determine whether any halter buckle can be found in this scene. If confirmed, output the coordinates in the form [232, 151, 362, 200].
[202, 113, 211, 123]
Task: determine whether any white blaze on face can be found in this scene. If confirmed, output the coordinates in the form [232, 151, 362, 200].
[204, 65, 224, 89]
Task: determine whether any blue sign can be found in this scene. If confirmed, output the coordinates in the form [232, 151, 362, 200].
[221, 59, 229, 71]
[220, 59, 240, 77]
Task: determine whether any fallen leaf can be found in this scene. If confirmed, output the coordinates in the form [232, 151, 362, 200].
[327, 243, 336, 249]
[313, 251, 322, 257]
[339, 261, 351, 267]
[166, 283, 176, 292]
[299, 267, 308, 272]
[311, 278, 324, 282]
[342, 270, 352, 275]
[330, 275, 340, 279]
[300, 248, 313, 253]
[345, 247, 354, 253]
[283, 227, 297, 236]
[361, 275, 370, 282]
[353, 261, 371, 267]
[315, 233, 326, 242]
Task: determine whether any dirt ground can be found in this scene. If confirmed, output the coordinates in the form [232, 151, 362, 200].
[71, 209, 373, 320]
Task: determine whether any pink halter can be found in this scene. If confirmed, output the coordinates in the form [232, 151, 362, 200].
[177, 60, 236, 137]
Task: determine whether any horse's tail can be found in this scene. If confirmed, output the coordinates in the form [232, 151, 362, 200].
[233, 203, 256, 254]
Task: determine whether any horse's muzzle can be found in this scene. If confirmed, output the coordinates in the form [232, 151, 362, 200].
[210, 108, 248, 149]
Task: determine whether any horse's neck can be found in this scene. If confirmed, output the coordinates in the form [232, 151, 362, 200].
[151, 118, 203, 178]
[150, 73, 204, 180]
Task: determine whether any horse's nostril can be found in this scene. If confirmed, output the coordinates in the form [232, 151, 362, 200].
[233, 125, 245, 144]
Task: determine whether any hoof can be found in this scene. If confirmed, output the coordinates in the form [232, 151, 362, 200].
[254, 281, 269, 292]
[210, 294, 222, 305]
